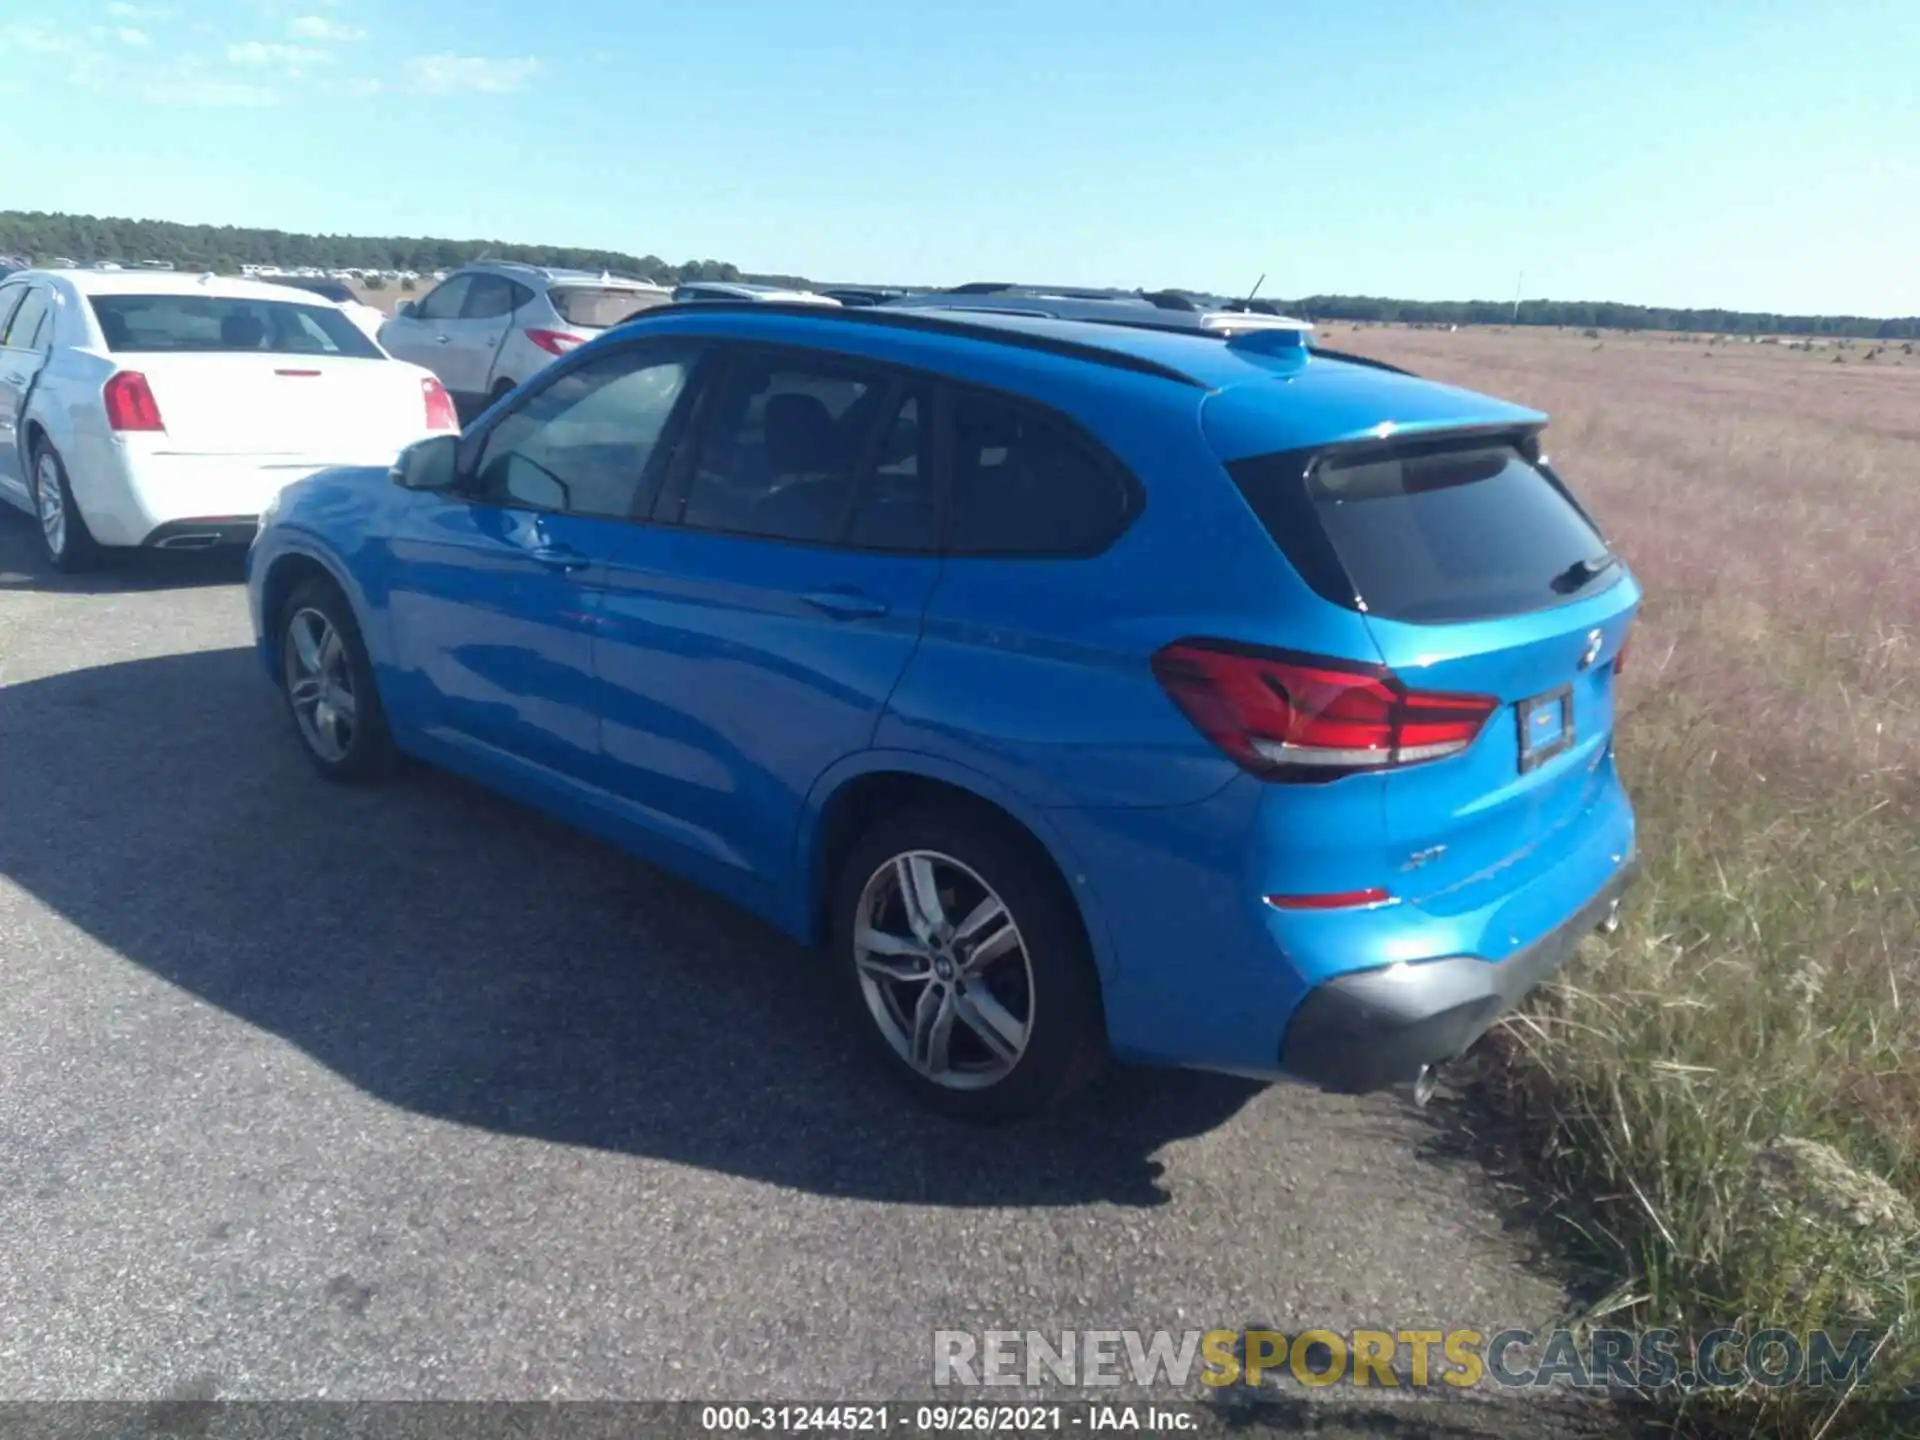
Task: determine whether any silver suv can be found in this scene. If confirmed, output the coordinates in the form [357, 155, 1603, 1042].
[379, 262, 671, 415]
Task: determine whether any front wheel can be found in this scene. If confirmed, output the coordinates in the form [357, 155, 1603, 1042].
[278, 577, 399, 782]
[831, 808, 1107, 1122]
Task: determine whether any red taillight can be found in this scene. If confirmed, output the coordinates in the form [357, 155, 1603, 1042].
[1614, 629, 1632, 675]
[102, 371, 164, 432]
[421, 376, 458, 431]
[1150, 639, 1498, 781]
[1264, 888, 1395, 910]
[525, 329, 584, 356]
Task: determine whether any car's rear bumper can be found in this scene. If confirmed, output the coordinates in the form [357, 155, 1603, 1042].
[73, 444, 412, 548]
[1276, 855, 1640, 1092]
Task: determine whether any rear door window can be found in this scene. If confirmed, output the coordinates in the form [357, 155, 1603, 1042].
[944, 389, 1139, 555]
[1227, 438, 1615, 623]
[1, 288, 49, 349]
[462, 275, 524, 320]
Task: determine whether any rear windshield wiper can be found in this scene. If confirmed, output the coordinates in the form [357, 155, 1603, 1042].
[1551, 553, 1618, 594]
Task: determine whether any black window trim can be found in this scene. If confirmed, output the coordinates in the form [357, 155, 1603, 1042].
[453, 334, 712, 525]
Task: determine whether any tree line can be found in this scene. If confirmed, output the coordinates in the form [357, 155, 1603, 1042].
[0, 210, 805, 288]
[2, 210, 1912, 338]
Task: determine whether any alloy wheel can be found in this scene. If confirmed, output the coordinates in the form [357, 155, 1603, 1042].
[852, 850, 1034, 1090]
[34, 452, 65, 558]
[283, 607, 358, 763]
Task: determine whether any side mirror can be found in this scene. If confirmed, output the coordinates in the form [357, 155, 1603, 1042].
[390, 434, 461, 492]
[394, 300, 417, 319]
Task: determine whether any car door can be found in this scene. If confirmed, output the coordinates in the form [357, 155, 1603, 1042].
[377, 273, 470, 376]
[435, 274, 526, 400]
[0, 283, 52, 504]
[381, 339, 702, 786]
[594, 345, 943, 893]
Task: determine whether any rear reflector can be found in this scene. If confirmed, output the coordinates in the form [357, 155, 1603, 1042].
[1151, 638, 1498, 781]
[275, 369, 322, 377]
[1265, 888, 1394, 910]
[421, 376, 458, 431]
[525, 329, 585, 356]
[103, 371, 164, 432]
[1614, 628, 1632, 675]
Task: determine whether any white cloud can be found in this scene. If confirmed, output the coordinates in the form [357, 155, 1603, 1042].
[227, 39, 331, 68]
[106, 2, 171, 18]
[290, 14, 363, 41]
[117, 26, 149, 45]
[406, 53, 541, 95]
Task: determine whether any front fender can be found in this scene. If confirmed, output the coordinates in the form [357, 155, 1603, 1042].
[794, 748, 1121, 988]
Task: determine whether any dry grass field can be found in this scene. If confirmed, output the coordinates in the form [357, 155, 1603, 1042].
[1324, 324, 1919, 1434]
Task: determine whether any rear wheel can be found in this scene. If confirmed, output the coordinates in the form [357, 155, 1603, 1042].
[278, 577, 399, 782]
[831, 807, 1106, 1122]
[30, 439, 99, 573]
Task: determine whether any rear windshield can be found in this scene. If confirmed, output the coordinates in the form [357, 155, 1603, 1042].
[89, 294, 383, 359]
[1227, 437, 1617, 623]
[551, 286, 668, 329]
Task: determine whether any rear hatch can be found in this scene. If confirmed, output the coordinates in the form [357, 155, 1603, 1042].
[89, 289, 428, 459]
[1225, 426, 1639, 907]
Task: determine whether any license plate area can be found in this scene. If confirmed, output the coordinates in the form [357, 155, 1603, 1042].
[1517, 686, 1574, 773]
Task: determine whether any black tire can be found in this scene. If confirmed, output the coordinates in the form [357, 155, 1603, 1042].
[277, 575, 400, 782]
[830, 806, 1107, 1122]
[29, 437, 100, 573]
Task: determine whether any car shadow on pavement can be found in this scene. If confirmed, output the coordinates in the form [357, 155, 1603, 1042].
[0, 508, 247, 593]
[0, 646, 1263, 1208]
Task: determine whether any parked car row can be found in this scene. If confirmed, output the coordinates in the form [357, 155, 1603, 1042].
[0, 263, 1641, 1119]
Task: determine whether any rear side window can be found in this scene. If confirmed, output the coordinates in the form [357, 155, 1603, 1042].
[946, 390, 1138, 556]
[550, 286, 666, 329]
[1227, 438, 1615, 623]
[463, 276, 527, 319]
[88, 295, 383, 358]
[2, 289, 50, 349]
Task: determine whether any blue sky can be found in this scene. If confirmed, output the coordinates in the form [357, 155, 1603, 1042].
[4, 0, 1915, 314]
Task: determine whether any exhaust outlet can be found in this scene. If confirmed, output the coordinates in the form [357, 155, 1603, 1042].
[1600, 898, 1623, 935]
[156, 532, 221, 550]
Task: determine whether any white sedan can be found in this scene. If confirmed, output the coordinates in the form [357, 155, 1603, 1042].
[0, 268, 458, 571]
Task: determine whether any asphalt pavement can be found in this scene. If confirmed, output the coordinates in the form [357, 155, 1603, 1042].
[0, 511, 1621, 1434]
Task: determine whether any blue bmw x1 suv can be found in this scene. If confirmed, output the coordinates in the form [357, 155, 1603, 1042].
[246, 301, 1640, 1120]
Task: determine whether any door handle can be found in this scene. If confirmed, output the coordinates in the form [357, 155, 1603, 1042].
[801, 589, 889, 620]
[528, 545, 590, 573]
[0, 371, 25, 386]
[435, 334, 453, 344]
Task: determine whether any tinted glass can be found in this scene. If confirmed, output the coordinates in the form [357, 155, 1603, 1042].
[0, 285, 25, 339]
[844, 394, 936, 552]
[473, 348, 693, 519]
[551, 286, 667, 328]
[87, 295, 383, 358]
[947, 391, 1136, 555]
[2, 289, 49, 349]
[1228, 441, 1614, 623]
[673, 359, 878, 543]
[414, 275, 471, 321]
[462, 275, 521, 319]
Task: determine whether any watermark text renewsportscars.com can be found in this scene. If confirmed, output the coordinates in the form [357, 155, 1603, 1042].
[932, 1327, 1876, 1392]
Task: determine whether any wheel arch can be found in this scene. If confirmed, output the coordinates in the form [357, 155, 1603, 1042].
[256, 542, 387, 674]
[797, 752, 1120, 990]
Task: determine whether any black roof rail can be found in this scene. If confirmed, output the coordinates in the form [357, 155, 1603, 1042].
[1140, 290, 1201, 312]
[615, 299, 1206, 387]
[947, 281, 1016, 295]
